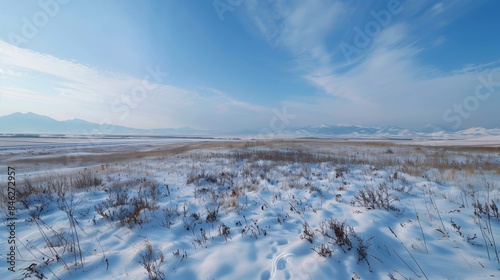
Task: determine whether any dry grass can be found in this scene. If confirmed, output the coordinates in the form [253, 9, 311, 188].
[5, 139, 500, 205]
[5, 139, 499, 175]
[6, 138, 500, 279]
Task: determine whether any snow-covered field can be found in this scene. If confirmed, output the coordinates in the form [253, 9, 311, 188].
[1, 139, 500, 279]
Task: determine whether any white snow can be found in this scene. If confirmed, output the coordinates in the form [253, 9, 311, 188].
[1, 139, 500, 279]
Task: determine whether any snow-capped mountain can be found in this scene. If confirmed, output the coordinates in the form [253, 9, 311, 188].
[1, 112, 499, 140]
[266, 124, 500, 140]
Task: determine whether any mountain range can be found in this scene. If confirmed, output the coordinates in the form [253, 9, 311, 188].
[1, 112, 499, 139]
[0, 112, 217, 136]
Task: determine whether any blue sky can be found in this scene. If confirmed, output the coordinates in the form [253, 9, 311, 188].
[1, 0, 499, 131]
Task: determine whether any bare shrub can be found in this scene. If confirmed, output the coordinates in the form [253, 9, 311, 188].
[18, 174, 86, 268]
[299, 222, 315, 243]
[186, 169, 198, 185]
[217, 171, 236, 187]
[473, 199, 500, 219]
[206, 206, 219, 223]
[20, 263, 46, 279]
[319, 218, 352, 250]
[182, 211, 199, 231]
[16, 178, 54, 213]
[139, 180, 161, 212]
[241, 216, 267, 239]
[17, 178, 46, 209]
[355, 235, 373, 266]
[94, 183, 159, 227]
[218, 223, 231, 241]
[72, 168, 102, 189]
[335, 166, 349, 178]
[312, 243, 333, 257]
[186, 170, 218, 185]
[95, 188, 128, 220]
[192, 227, 210, 248]
[220, 185, 242, 211]
[318, 218, 372, 265]
[46, 174, 85, 266]
[390, 176, 414, 195]
[139, 240, 165, 280]
[352, 183, 398, 211]
[161, 206, 178, 229]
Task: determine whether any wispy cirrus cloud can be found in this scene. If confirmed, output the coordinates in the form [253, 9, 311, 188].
[0, 40, 271, 130]
[244, 0, 500, 128]
[246, 0, 344, 69]
[0, 1, 498, 132]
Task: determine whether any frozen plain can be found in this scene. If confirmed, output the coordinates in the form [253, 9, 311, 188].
[1, 137, 500, 279]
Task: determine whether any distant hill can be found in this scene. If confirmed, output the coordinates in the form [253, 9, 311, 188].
[277, 124, 500, 139]
[0, 112, 213, 135]
[1, 112, 498, 139]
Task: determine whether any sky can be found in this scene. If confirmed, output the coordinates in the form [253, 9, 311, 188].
[0, 0, 499, 131]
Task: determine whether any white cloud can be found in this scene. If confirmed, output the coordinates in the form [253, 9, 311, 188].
[246, 0, 343, 68]
[431, 2, 445, 15]
[244, 0, 500, 128]
[0, 40, 273, 130]
[1, 0, 498, 131]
